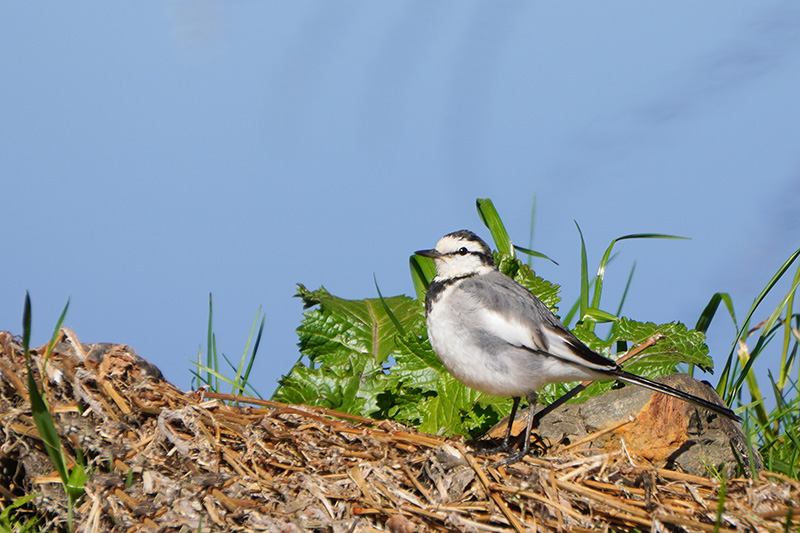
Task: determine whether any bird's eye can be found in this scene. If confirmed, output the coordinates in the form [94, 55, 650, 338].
[458, 247, 469, 255]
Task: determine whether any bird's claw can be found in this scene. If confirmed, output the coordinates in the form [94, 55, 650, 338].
[468, 442, 511, 456]
[492, 449, 528, 467]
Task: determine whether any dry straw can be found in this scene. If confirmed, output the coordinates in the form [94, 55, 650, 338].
[0, 330, 796, 532]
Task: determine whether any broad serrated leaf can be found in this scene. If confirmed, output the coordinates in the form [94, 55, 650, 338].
[416, 375, 498, 436]
[389, 329, 446, 388]
[275, 352, 380, 413]
[495, 252, 561, 313]
[612, 318, 713, 373]
[381, 321, 510, 437]
[273, 285, 420, 416]
[295, 283, 419, 365]
[536, 317, 713, 405]
[279, 235, 714, 440]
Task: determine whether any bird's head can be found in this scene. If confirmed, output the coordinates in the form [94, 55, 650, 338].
[415, 230, 496, 279]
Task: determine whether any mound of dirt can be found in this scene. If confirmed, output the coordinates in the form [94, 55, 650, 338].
[0, 330, 796, 532]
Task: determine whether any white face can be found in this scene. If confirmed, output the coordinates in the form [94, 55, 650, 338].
[431, 233, 495, 278]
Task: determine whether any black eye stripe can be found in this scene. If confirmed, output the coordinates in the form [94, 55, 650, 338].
[448, 248, 484, 257]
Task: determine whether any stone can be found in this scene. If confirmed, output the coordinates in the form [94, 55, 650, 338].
[487, 374, 760, 478]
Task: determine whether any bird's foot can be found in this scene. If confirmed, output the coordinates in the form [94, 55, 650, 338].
[492, 449, 528, 467]
[493, 440, 547, 466]
[468, 441, 511, 456]
[470, 434, 547, 465]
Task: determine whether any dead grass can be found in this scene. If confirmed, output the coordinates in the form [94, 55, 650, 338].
[0, 329, 797, 532]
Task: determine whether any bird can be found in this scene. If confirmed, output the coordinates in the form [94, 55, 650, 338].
[415, 229, 739, 465]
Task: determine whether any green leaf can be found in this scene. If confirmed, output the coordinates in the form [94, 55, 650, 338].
[695, 292, 737, 334]
[612, 318, 713, 374]
[536, 317, 713, 406]
[42, 297, 70, 375]
[583, 307, 619, 324]
[22, 294, 72, 492]
[513, 244, 559, 266]
[593, 233, 687, 313]
[416, 375, 502, 436]
[717, 247, 800, 401]
[274, 286, 512, 438]
[495, 252, 561, 313]
[476, 198, 513, 255]
[294, 284, 418, 364]
[613, 262, 636, 320]
[273, 285, 421, 415]
[66, 455, 87, 500]
[574, 221, 590, 325]
[207, 294, 214, 388]
[383, 321, 510, 437]
[0, 494, 37, 523]
[525, 192, 537, 268]
[727, 263, 800, 403]
[409, 254, 436, 302]
[375, 274, 406, 336]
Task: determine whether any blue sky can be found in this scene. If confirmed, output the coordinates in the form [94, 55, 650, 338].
[2, 2, 799, 400]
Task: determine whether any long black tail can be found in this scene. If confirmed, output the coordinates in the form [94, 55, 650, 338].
[610, 369, 739, 421]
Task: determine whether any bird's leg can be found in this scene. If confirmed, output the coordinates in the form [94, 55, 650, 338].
[532, 383, 586, 422]
[470, 396, 520, 455]
[500, 396, 520, 450]
[494, 392, 540, 466]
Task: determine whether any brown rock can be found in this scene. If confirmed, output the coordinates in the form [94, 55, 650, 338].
[489, 374, 760, 478]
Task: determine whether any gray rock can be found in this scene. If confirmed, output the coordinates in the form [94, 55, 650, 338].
[503, 374, 760, 478]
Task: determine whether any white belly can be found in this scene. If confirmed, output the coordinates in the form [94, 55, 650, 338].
[426, 294, 602, 397]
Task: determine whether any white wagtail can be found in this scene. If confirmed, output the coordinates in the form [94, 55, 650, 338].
[416, 230, 738, 464]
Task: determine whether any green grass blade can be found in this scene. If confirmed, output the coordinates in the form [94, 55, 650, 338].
[592, 233, 687, 312]
[22, 293, 31, 353]
[527, 193, 537, 268]
[410, 255, 436, 302]
[476, 198, 513, 255]
[42, 298, 70, 375]
[718, 248, 800, 402]
[782, 507, 795, 533]
[713, 473, 727, 533]
[761, 275, 800, 343]
[583, 307, 618, 324]
[190, 363, 261, 396]
[696, 292, 737, 335]
[562, 297, 582, 328]
[211, 333, 218, 392]
[241, 314, 265, 397]
[574, 221, 590, 324]
[778, 263, 800, 389]
[614, 262, 636, 318]
[728, 273, 800, 403]
[194, 346, 204, 389]
[0, 494, 37, 522]
[737, 342, 769, 429]
[231, 307, 264, 397]
[206, 294, 215, 391]
[692, 291, 735, 377]
[513, 245, 558, 265]
[66, 449, 86, 500]
[375, 274, 406, 335]
[22, 293, 68, 486]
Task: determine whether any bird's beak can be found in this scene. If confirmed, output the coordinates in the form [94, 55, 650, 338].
[415, 248, 441, 259]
